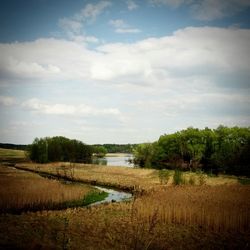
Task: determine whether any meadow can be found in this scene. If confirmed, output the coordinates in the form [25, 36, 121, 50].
[15, 161, 239, 191]
[0, 148, 249, 249]
[0, 147, 26, 162]
[0, 165, 106, 214]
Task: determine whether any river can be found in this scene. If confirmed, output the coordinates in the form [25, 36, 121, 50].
[10, 165, 133, 210]
[92, 154, 134, 167]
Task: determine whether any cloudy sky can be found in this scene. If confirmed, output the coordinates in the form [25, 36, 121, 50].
[0, 0, 250, 144]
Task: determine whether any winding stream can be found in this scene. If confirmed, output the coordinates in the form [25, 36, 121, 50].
[10, 165, 133, 208]
[90, 186, 132, 206]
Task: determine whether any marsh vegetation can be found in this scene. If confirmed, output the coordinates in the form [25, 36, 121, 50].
[0, 162, 249, 249]
[0, 125, 250, 249]
[0, 165, 108, 214]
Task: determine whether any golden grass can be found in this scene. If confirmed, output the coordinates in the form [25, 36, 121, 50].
[0, 185, 249, 249]
[16, 162, 158, 191]
[133, 185, 250, 232]
[0, 165, 94, 212]
[0, 162, 248, 249]
[0, 163, 250, 250]
[16, 162, 239, 192]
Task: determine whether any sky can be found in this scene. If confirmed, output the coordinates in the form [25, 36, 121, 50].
[0, 0, 250, 144]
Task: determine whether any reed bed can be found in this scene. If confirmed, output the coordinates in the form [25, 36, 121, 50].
[0, 165, 94, 213]
[16, 162, 239, 192]
[0, 174, 249, 249]
[132, 185, 250, 232]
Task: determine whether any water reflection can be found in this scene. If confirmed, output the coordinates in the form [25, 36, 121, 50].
[92, 158, 107, 165]
[89, 186, 132, 207]
[92, 154, 134, 167]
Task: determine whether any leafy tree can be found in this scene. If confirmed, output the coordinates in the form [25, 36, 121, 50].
[132, 126, 250, 176]
[93, 146, 107, 158]
[29, 137, 48, 163]
[133, 143, 155, 168]
[29, 136, 93, 164]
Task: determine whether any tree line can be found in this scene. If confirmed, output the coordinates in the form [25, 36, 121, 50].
[133, 126, 250, 177]
[93, 144, 136, 153]
[28, 136, 93, 163]
[0, 143, 27, 151]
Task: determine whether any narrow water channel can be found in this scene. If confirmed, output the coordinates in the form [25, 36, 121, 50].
[11, 165, 133, 208]
[90, 186, 132, 206]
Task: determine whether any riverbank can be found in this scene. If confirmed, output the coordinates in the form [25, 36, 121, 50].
[15, 162, 240, 192]
[0, 160, 249, 249]
[0, 165, 110, 214]
[1, 182, 249, 249]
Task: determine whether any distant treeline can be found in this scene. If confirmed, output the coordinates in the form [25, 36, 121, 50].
[133, 126, 250, 177]
[0, 143, 27, 151]
[28, 136, 93, 163]
[93, 144, 137, 153]
[0, 142, 136, 154]
[27, 137, 137, 163]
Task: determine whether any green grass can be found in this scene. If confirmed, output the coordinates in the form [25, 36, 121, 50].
[0, 148, 26, 160]
[62, 191, 108, 208]
[2, 191, 109, 214]
[173, 169, 184, 185]
[158, 169, 171, 184]
[82, 191, 109, 205]
[238, 177, 250, 185]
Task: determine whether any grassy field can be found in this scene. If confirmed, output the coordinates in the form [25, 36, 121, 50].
[15, 162, 239, 192]
[0, 184, 249, 249]
[0, 150, 249, 249]
[0, 165, 106, 213]
[0, 148, 26, 160]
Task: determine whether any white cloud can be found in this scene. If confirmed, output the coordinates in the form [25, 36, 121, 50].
[73, 35, 99, 43]
[116, 28, 141, 33]
[58, 18, 82, 35]
[76, 1, 111, 22]
[22, 98, 123, 118]
[109, 18, 141, 34]
[109, 19, 127, 28]
[93, 27, 250, 82]
[58, 1, 111, 40]
[127, 0, 138, 10]
[0, 26, 249, 86]
[0, 96, 16, 106]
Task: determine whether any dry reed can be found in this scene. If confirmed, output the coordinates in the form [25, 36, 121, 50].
[0, 165, 94, 213]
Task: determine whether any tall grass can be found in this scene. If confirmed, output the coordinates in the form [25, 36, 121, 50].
[158, 169, 171, 184]
[131, 185, 250, 232]
[0, 165, 96, 213]
[0, 164, 249, 249]
[173, 169, 184, 185]
[17, 162, 239, 193]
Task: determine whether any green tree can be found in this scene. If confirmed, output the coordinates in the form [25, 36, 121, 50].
[93, 146, 107, 158]
[133, 143, 155, 168]
[29, 136, 93, 164]
[29, 137, 48, 163]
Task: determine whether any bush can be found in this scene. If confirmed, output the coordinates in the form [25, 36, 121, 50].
[158, 169, 171, 184]
[173, 169, 184, 185]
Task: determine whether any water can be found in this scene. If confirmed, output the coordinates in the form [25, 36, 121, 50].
[89, 186, 132, 207]
[92, 154, 134, 167]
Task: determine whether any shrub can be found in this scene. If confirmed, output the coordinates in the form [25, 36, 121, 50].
[173, 169, 184, 185]
[158, 169, 171, 184]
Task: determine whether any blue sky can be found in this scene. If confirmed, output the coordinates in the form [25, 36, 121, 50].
[0, 0, 250, 144]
